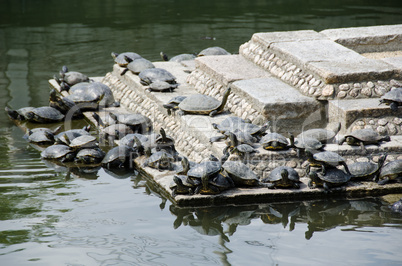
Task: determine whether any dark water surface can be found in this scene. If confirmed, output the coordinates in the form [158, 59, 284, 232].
[1, 1, 402, 265]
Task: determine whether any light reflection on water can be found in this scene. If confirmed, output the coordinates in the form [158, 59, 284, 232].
[1, 0, 402, 264]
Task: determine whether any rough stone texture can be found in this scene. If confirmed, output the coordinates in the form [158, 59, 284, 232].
[320, 24, 402, 53]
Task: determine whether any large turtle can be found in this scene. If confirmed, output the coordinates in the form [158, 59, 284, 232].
[289, 134, 324, 157]
[260, 132, 290, 150]
[25, 106, 65, 123]
[379, 87, 401, 111]
[222, 160, 267, 187]
[111, 52, 142, 67]
[339, 128, 391, 151]
[27, 130, 55, 145]
[57, 65, 90, 87]
[297, 122, 341, 144]
[109, 113, 152, 134]
[5, 106, 35, 120]
[75, 148, 105, 164]
[305, 150, 351, 176]
[69, 82, 118, 109]
[54, 126, 91, 145]
[187, 155, 222, 184]
[377, 159, 402, 185]
[177, 87, 231, 117]
[160, 52, 196, 62]
[101, 144, 137, 169]
[121, 56, 155, 75]
[143, 150, 175, 170]
[49, 89, 83, 118]
[349, 154, 388, 181]
[138, 68, 177, 86]
[41, 144, 76, 162]
[197, 47, 230, 56]
[262, 166, 300, 189]
[308, 169, 351, 193]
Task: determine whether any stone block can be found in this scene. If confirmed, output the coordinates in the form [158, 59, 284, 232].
[251, 30, 326, 48]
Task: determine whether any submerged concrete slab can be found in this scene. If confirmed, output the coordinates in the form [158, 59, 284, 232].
[320, 24, 402, 53]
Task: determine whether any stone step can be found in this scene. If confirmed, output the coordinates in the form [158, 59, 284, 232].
[329, 98, 402, 135]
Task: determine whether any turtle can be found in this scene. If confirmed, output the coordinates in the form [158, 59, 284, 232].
[339, 128, 391, 151]
[262, 166, 301, 189]
[48, 89, 84, 118]
[377, 159, 402, 185]
[296, 122, 341, 144]
[24, 125, 62, 139]
[222, 160, 268, 187]
[210, 129, 258, 146]
[5, 106, 35, 120]
[24, 106, 65, 123]
[289, 134, 324, 157]
[163, 95, 187, 115]
[224, 132, 258, 159]
[305, 150, 351, 176]
[348, 153, 388, 181]
[187, 154, 222, 183]
[193, 171, 221, 195]
[177, 87, 231, 117]
[379, 87, 402, 111]
[138, 68, 177, 86]
[57, 65, 90, 87]
[27, 130, 55, 145]
[74, 148, 105, 164]
[170, 174, 199, 197]
[109, 113, 152, 134]
[212, 117, 251, 133]
[54, 126, 91, 145]
[67, 135, 98, 150]
[208, 170, 235, 192]
[101, 145, 137, 169]
[260, 132, 290, 150]
[143, 150, 175, 170]
[308, 169, 351, 193]
[41, 144, 76, 162]
[160, 52, 196, 62]
[121, 57, 155, 75]
[154, 128, 176, 152]
[119, 133, 149, 148]
[92, 112, 117, 128]
[147, 80, 179, 92]
[391, 198, 402, 213]
[100, 123, 134, 142]
[111, 52, 142, 67]
[197, 47, 230, 56]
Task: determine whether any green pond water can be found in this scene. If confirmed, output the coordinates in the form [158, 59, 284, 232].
[1, 1, 402, 265]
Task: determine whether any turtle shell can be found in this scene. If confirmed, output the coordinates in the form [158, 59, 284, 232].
[119, 133, 149, 147]
[294, 136, 323, 150]
[67, 82, 115, 108]
[112, 52, 143, 66]
[69, 135, 98, 149]
[41, 144, 75, 161]
[113, 113, 152, 133]
[139, 68, 176, 85]
[265, 166, 300, 183]
[101, 145, 135, 168]
[178, 94, 220, 114]
[187, 160, 222, 179]
[144, 150, 175, 169]
[197, 46, 230, 56]
[126, 58, 155, 74]
[317, 168, 351, 184]
[25, 106, 65, 123]
[28, 130, 55, 145]
[379, 160, 402, 180]
[381, 87, 402, 102]
[55, 128, 90, 145]
[297, 128, 337, 144]
[313, 151, 346, 165]
[222, 161, 259, 186]
[349, 162, 379, 180]
[60, 66, 89, 86]
[169, 53, 196, 62]
[343, 129, 385, 143]
[260, 133, 289, 150]
[148, 80, 179, 92]
[75, 148, 105, 164]
[213, 117, 248, 133]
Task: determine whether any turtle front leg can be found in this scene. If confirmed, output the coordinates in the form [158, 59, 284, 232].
[209, 110, 217, 117]
[390, 102, 398, 112]
[323, 182, 331, 193]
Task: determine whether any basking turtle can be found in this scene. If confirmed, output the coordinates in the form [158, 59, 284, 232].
[119, 133, 149, 148]
[177, 87, 231, 117]
[197, 47, 230, 56]
[160, 52, 196, 62]
[67, 135, 98, 150]
[101, 144, 137, 169]
[67, 82, 118, 109]
[25, 106, 65, 123]
[379, 87, 401, 111]
[210, 129, 257, 146]
[49, 89, 83, 118]
[54, 126, 91, 145]
[163, 95, 187, 115]
[209, 170, 235, 192]
[212, 117, 250, 133]
[187, 155, 222, 183]
[170, 175, 199, 197]
[297, 122, 341, 144]
[57, 65, 90, 87]
[138, 68, 177, 86]
[308, 169, 351, 193]
[25, 126, 61, 139]
[121, 57, 155, 75]
[143, 150, 175, 170]
[305, 150, 351, 176]
[349, 154, 388, 181]
[222, 160, 267, 187]
[289, 134, 324, 157]
[377, 159, 402, 185]
[193, 171, 221, 195]
[339, 128, 391, 151]
[101, 123, 134, 141]
[111, 52, 142, 67]
[224, 132, 258, 159]
[75, 148, 105, 164]
[27, 130, 55, 145]
[109, 113, 152, 134]
[147, 80, 179, 92]
[260, 132, 290, 150]
[391, 198, 402, 213]
[5, 106, 35, 120]
[262, 166, 300, 189]
[154, 128, 176, 152]
[41, 144, 76, 162]
[92, 112, 117, 128]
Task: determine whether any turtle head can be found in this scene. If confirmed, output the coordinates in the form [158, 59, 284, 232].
[133, 136, 145, 155]
[280, 169, 289, 182]
[378, 153, 388, 167]
[159, 128, 167, 142]
[216, 87, 231, 113]
[60, 82, 70, 92]
[289, 133, 295, 148]
[123, 55, 133, 63]
[160, 52, 169, 61]
[61, 65, 68, 74]
[179, 156, 190, 175]
[209, 154, 219, 162]
[111, 52, 119, 59]
[5, 107, 19, 120]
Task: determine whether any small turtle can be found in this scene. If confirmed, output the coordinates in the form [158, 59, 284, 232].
[68, 135, 98, 150]
[194, 171, 221, 195]
[187, 155, 222, 182]
[109, 113, 152, 134]
[308, 169, 351, 193]
[49, 89, 83, 118]
[222, 160, 267, 187]
[349, 154, 388, 181]
[262, 166, 300, 189]
[154, 128, 176, 152]
[57, 65, 90, 87]
[143, 150, 175, 170]
[160, 52, 196, 62]
[163, 95, 187, 115]
[111, 52, 142, 67]
[306, 150, 351, 176]
[260, 132, 290, 150]
[54, 126, 91, 145]
[297, 122, 341, 144]
[101, 123, 134, 141]
[147, 80, 179, 92]
[138, 68, 177, 86]
[75, 148, 105, 164]
[121, 57, 155, 75]
[377, 159, 402, 185]
[391, 198, 402, 213]
[170, 175, 199, 197]
[209, 170, 235, 192]
[224, 132, 257, 159]
[119, 133, 149, 148]
[177, 87, 231, 117]
[197, 47, 230, 56]
[25, 106, 65, 123]
[339, 128, 391, 151]
[211, 129, 257, 146]
[212, 117, 250, 133]
[101, 145, 137, 169]
[5, 106, 35, 120]
[27, 130, 55, 145]
[379, 87, 402, 111]
[41, 144, 76, 162]
[289, 134, 324, 157]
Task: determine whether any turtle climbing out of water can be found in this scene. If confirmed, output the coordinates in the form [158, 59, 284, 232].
[379, 87, 402, 112]
[339, 128, 391, 152]
[176, 87, 231, 117]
